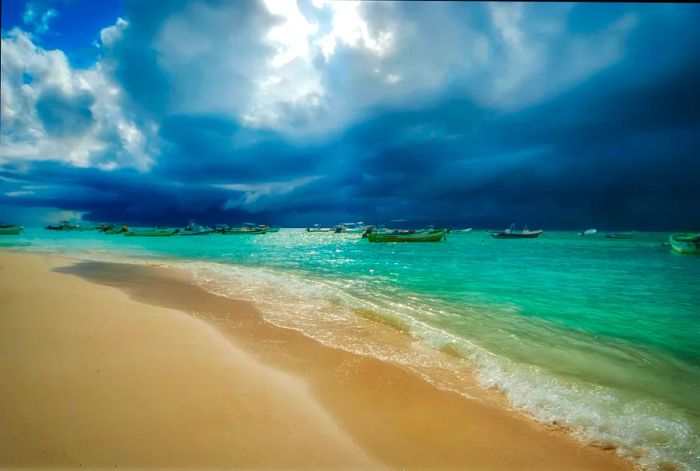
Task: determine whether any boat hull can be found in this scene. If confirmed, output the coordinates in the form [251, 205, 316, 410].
[367, 230, 446, 243]
[124, 229, 178, 237]
[670, 233, 700, 254]
[491, 230, 543, 239]
[0, 225, 23, 235]
[221, 229, 267, 234]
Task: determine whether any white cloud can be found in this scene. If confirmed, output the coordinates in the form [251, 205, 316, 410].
[22, 2, 58, 35]
[0, 26, 153, 170]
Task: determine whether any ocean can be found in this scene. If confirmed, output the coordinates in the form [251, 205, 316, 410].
[3, 228, 699, 469]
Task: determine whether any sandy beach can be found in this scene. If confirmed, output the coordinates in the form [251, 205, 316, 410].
[0, 251, 633, 470]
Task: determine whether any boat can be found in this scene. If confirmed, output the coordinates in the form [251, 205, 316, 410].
[333, 222, 366, 234]
[264, 226, 280, 233]
[45, 220, 82, 231]
[179, 220, 212, 236]
[222, 223, 268, 234]
[124, 228, 179, 237]
[367, 229, 447, 243]
[605, 231, 636, 239]
[306, 224, 333, 233]
[452, 228, 473, 234]
[579, 228, 597, 236]
[103, 225, 129, 234]
[669, 233, 700, 254]
[0, 224, 23, 235]
[491, 224, 543, 239]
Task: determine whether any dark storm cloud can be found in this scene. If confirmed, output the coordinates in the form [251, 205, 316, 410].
[35, 87, 94, 136]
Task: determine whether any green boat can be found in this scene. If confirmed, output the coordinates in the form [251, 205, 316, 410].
[0, 224, 23, 235]
[669, 233, 700, 254]
[124, 228, 179, 237]
[221, 224, 268, 234]
[367, 229, 447, 243]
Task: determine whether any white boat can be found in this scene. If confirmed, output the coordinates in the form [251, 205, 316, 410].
[333, 222, 366, 234]
[579, 228, 597, 236]
[179, 220, 212, 236]
[306, 224, 333, 233]
[451, 228, 473, 233]
[669, 233, 700, 254]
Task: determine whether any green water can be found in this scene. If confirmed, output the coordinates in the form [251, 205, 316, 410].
[4, 229, 699, 469]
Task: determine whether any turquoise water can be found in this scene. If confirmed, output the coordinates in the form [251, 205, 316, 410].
[3, 229, 699, 469]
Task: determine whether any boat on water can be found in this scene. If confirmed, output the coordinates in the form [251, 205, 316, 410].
[306, 224, 333, 233]
[124, 228, 179, 237]
[103, 225, 129, 234]
[579, 228, 597, 236]
[669, 233, 700, 254]
[222, 223, 268, 234]
[179, 220, 212, 236]
[333, 222, 366, 234]
[45, 220, 82, 231]
[367, 229, 447, 243]
[491, 224, 543, 239]
[605, 231, 636, 239]
[264, 226, 280, 233]
[0, 224, 23, 235]
[452, 228, 473, 234]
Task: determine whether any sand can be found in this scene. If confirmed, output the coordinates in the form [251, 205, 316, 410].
[0, 251, 633, 470]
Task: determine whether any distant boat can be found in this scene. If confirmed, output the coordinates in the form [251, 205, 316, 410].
[306, 224, 333, 233]
[669, 233, 700, 254]
[0, 224, 23, 235]
[179, 220, 212, 236]
[124, 228, 179, 237]
[579, 228, 597, 236]
[605, 231, 636, 239]
[367, 229, 447, 243]
[452, 228, 473, 234]
[333, 222, 366, 234]
[491, 224, 543, 239]
[103, 225, 129, 234]
[45, 220, 81, 231]
[222, 223, 267, 234]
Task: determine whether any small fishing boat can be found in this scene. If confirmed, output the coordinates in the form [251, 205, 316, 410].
[45, 220, 82, 231]
[579, 228, 597, 236]
[367, 229, 447, 243]
[124, 228, 179, 237]
[179, 220, 212, 236]
[669, 233, 700, 254]
[605, 231, 636, 239]
[0, 224, 23, 235]
[333, 222, 366, 234]
[222, 223, 268, 234]
[491, 224, 543, 239]
[306, 224, 333, 233]
[103, 225, 129, 234]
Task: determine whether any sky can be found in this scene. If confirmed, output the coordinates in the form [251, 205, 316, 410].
[1, 0, 699, 229]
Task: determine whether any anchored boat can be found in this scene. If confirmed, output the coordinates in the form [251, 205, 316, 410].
[669, 233, 700, 254]
[605, 231, 636, 239]
[306, 224, 333, 233]
[491, 224, 543, 239]
[222, 223, 268, 234]
[0, 224, 23, 235]
[179, 220, 212, 236]
[367, 229, 447, 243]
[45, 220, 82, 231]
[124, 228, 179, 237]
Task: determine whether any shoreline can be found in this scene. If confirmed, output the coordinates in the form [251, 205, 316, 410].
[1, 251, 633, 469]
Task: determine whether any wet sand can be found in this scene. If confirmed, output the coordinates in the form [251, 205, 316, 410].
[0, 251, 633, 469]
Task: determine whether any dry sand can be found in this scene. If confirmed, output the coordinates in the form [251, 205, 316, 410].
[0, 251, 633, 470]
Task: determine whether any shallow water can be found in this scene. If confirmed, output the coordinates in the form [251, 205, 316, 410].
[5, 228, 700, 469]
